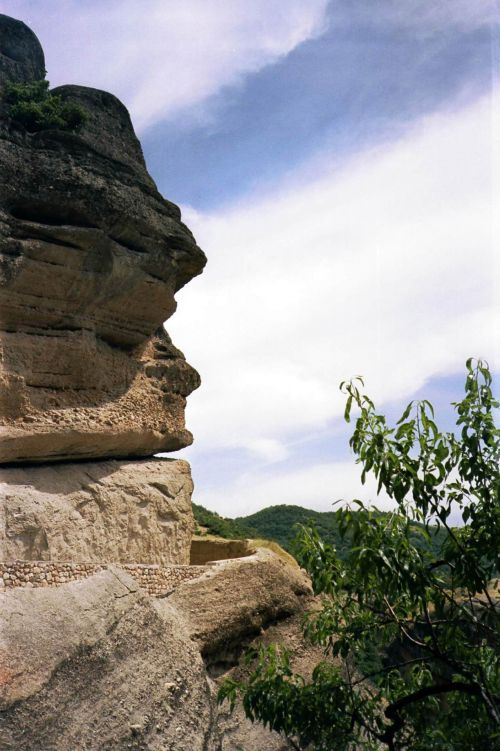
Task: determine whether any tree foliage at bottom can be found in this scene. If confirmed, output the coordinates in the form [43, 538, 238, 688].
[219, 359, 499, 750]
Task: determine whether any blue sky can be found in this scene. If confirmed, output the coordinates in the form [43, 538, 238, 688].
[145, 7, 492, 210]
[3, 1, 498, 520]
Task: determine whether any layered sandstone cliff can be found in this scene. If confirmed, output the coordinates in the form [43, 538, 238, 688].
[0, 15, 313, 751]
[0, 14, 206, 464]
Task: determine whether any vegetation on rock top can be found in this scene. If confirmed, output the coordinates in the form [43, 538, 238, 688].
[4, 79, 87, 132]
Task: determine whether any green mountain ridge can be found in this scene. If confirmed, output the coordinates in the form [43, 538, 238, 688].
[193, 502, 446, 560]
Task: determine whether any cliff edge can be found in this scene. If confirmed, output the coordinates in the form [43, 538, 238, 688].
[0, 15, 314, 751]
[0, 13, 206, 464]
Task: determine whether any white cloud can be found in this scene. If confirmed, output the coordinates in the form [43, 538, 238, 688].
[245, 438, 290, 464]
[4, 0, 329, 130]
[4, 0, 492, 133]
[394, 0, 495, 31]
[169, 92, 499, 465]
[195, 460, 391, 518]
[194, 458, 466, 526]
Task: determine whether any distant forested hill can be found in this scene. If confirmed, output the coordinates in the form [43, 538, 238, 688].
[237, 504, 353, 558]
[193, 503, 446, 560]
[192, 503, 255, 540]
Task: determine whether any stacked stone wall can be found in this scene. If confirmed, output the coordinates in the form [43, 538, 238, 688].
[0, 561, 103, 589]
[0, 561, 208, 597]
[121, 563, 208, 596]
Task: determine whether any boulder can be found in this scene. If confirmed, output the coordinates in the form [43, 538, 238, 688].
[0, 567, 222, 750]
[171, 548, 312, 674]
[0, 458, 194, 564]
[0, 14, 45, 98]
[0, 15, 206, 463]
[0, 552, 314, 751]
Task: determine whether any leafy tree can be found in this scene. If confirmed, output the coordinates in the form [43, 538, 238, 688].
[219, 359, 500, 750]
[4, 79, 87, 132]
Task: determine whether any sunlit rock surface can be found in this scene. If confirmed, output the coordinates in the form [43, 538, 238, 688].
[0, 458, 194, 564]
[0, 14, 206, 463]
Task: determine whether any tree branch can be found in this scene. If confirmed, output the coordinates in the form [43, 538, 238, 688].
[381, 681, 499, 747]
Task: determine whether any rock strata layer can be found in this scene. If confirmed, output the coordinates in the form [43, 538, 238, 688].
[0, 14, 206, 463]
[0, 458, 194, 564]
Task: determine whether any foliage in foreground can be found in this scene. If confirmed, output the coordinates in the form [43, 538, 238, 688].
[219, 359, 500, 750]
[4, 79, 87, 132]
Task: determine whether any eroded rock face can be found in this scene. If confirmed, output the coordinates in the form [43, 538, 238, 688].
[0, 14, 45, 98]
[0, 458, 194, 564]
[0, 553, 313, 751]
[0, 15, 206, 463]
[0, 567, 222, 751]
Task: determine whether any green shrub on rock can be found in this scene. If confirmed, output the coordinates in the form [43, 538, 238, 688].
[4, 79, 87, 132]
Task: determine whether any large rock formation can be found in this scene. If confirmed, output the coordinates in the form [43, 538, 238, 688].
[0, 14, 206, 463]
[0, 13, 205, 561]
[0, 15, 315, 751]
[0, 14, 45, 97]
[0, 458, 194, 564]
[0, 553, 312, 751]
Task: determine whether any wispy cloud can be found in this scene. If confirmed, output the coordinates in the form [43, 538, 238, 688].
[195, 457, 467, 524]
[328, 0, 495, 33]
[197, 460, 391, 517]
[4, 0, 492, 134]
[4, 0, 329, 130]
[170, 92, 498, 467]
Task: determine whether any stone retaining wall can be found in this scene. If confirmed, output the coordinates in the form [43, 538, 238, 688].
[0, 561, 208, 597]
[121, 564, 208, 596]
[190, 537, 255, 565]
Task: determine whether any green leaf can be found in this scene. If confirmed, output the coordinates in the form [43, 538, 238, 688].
[227, 359, 500, 751]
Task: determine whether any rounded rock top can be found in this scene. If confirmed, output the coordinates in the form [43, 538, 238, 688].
[0, 14, 45, 90]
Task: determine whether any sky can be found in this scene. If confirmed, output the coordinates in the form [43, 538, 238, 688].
[2, 0, 498, 520]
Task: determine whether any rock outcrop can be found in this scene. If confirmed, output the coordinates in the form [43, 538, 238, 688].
[0, 14, 206, 464]
[0, 458, 194, 564]
[0, 553, 313, 751]
[0, 14, 315, 751]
